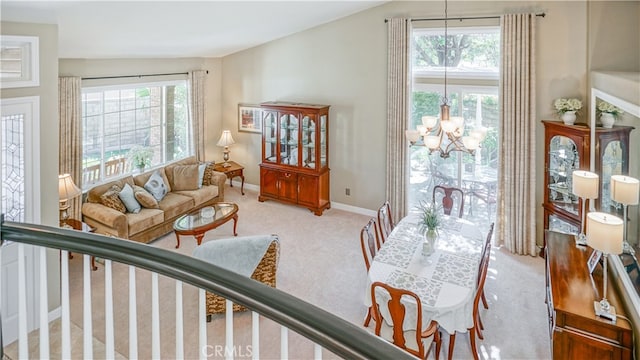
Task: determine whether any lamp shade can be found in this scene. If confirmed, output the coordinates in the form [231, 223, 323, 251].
[422, 116, 438, 129]
[572, 170, 599, 199]
[216, 130, 235, 147]
[405, 130, 420, 143]
[586, 212, 624, 255]
[58, 174, 81, 202]
[611, 175, 639, 205]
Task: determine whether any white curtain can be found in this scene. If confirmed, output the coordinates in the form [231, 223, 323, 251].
[189, 70, 206, 162]
[59, 76, 83, 220]
[497, 14, 537, 256]
[386, 18, 411, 222]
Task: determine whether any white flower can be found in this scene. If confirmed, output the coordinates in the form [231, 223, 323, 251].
[597, 101, 624, 116]
[554, 98, 582, 114]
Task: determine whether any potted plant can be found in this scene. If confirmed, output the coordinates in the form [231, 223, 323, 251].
[553, 98, 582, 125]
[416, 200, 441, 256]
[597, 101, 624, 128]
[127, 146, 153, 172]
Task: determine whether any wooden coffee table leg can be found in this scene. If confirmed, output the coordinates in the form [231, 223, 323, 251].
[195, 233, 205, 246]
[232, 214, 238, 236]
[175, 233, 181, 249]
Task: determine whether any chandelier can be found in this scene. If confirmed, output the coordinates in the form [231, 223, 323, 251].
[404, 0, 486, 158]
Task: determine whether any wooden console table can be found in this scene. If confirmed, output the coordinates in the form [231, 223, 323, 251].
[545, 230, 633, 359]
[214, 161, 245, 195]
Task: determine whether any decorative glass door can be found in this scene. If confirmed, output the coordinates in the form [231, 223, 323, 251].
[547, 135, 579, 216]
[279, 113, 298, 166]
[263, 111, 277, 163]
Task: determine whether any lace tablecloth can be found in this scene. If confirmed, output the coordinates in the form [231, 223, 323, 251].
[364, 213, 484, 333]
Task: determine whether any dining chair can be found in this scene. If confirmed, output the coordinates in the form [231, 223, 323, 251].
[377, 201, 395, 244]
[446, 242, 492, 360]
[480, 223, 495, 310]
[361, 217, 380, 327]
[432, 185, 465, 218]
[370, 282, 441, 360]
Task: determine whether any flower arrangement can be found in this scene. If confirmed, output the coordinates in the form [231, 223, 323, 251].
[127, 146, 153, 170]
[416, 200, 441, 233]
[553, 98, 583, 115]
[597, 101, 624, 117]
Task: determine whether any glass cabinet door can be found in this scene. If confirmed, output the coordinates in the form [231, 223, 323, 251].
[549, 214, 580, 235]
[547, 135, 579, 216]
[264, 112, 277, 163]
[320, 114, 327, 168]
[301, 115, 316, 169]
[279, 113, 298, 166]
[601, 140, 624, 214]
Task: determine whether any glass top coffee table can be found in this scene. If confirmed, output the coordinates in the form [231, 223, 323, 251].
[173, 202, 239, 248]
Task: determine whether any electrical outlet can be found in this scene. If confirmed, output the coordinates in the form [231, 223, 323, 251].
[345, 188, 351, 196]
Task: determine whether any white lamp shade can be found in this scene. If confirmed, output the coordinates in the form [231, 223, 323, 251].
[421, 116, 438, 129]
[58, 174, 81, 202]
[405, 130, 420, 143]
[425, 135, 441, 149]
[611, 175, 639, 205]
[572, 170, 599, 199]
[462, 136, 479, 150]
[440, 120, 456, 133]
[586, 212, 624, 254]
[417, 125, 427, 135]
[217, 130, 235, 147]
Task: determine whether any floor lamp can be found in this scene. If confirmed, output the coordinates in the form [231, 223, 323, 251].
[611, 175, 640, 250]
[572, 170, 599, 246]
[586, 212, 623, 322]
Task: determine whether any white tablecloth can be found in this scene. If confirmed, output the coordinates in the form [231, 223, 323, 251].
[364, 213, 484, 334]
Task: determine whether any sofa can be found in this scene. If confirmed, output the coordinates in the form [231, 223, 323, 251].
[82, 156, 226, 243]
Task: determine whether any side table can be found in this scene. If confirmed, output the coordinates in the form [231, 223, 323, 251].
[60, 218, 98, 271]
[214, 161, 245, 195]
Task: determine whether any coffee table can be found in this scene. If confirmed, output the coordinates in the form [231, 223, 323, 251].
[173, 202, 239, 248]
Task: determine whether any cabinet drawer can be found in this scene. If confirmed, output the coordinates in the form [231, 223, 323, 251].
[227, 170, 241, 177]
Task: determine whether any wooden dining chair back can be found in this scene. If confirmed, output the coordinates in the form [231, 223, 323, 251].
[432, 185, 465, 218]
[377, 201, 395, 244]
[360, 218, 380, 271]
[371, 282, 441, 359]
[479, 223, 495, 310]
[446, 241, 492, 360]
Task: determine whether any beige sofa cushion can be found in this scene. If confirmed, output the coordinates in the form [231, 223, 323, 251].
[164, 156, 198, 189]
[127, 208, 164, 236]
[172, 164, 200, 191]
[175, 185, 220, 207]
[87, 176, 135, 204]
[158, 192, 194, 219]
[133, 185, 159, 209]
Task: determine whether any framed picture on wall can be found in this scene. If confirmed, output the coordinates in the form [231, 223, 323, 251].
[238, 104, 262, 133]
[587, 249, 602, 274]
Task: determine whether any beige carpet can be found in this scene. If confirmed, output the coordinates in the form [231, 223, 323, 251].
[4, 186, 550, 359]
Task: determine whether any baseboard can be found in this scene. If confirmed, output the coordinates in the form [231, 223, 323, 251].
[49, 306, 61, 322]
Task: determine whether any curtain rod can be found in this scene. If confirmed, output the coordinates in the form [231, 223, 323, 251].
[384, 13, 545, 23]
[81, 70, 208, 81]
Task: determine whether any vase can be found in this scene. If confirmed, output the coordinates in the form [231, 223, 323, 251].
[600, 113, 615, 128]
[561, 111, 577, 125]
[422, 229, 438, 256]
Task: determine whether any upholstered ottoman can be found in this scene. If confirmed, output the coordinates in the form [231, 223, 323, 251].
[192, 234, 280, 319]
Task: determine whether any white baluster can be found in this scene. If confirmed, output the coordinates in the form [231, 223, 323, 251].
[199, 289, 206, 360]
[175, 280, 184, 359]
[18, 244, 27, 359]
[129, 265, 138, 359]
[251, 311, 259, 360]
[225, 299, 233, 360]
[281, 326, 288, 360]
[105, 260, 114, 359]
[38, 246, 49, 358]
[314, 344, 322, 359]
[151, 272, 160, 358]
[60, 250, 71, 359]
[83, 254, 93, 359]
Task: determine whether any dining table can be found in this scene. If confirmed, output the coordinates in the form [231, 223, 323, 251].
[364, 212, 485, 334]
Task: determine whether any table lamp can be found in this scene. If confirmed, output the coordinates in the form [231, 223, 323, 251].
[611, 175, 639, 246]
[217, 130, 235, 167]
[572, 170, 599, 246]
[58, 174, 82, 223]
[586, 212, 623, 322]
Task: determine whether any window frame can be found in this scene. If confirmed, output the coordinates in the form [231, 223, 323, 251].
[0, 35, 40, 89]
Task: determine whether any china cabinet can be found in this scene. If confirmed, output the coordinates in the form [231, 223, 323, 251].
[259, 102, 330, 215]
[542, 121, 633, 255]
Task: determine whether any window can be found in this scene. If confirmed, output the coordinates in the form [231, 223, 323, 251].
[81, 80, 191, 188]
[409, 25, 500, 222]
[0, 35, 40, 88]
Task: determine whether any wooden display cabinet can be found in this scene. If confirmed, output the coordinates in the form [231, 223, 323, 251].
[542, 121, 633, 256]
[259, 102, 330, 215]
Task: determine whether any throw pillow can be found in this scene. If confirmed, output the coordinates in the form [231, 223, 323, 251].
[144, 170, 169, 201]
[118, 183, 141, 213]
[172, 164, 200, 191]
[198, 163, 208, 189]
[100, 185, 126, 213]
[202, 162, 217, 186]
[133, 185, 159, 209]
